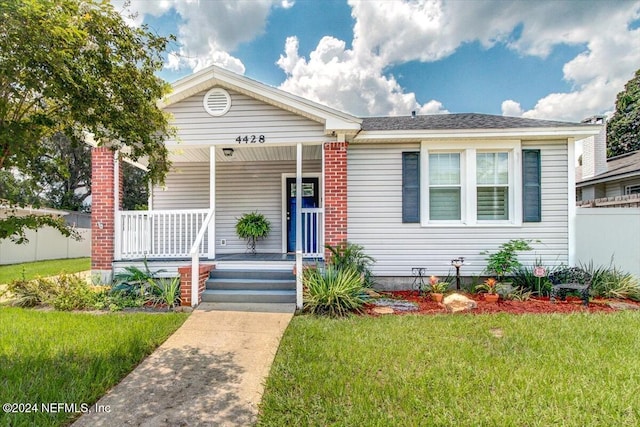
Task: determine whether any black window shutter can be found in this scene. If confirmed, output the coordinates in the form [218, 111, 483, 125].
[522, 149, 541, 222]
[402, 152, 420, 223]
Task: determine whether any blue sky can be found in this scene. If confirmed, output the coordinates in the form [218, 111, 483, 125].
[120, 0, 640, 122]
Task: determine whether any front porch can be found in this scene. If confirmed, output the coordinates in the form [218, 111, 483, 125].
[93, 142, 349, 308]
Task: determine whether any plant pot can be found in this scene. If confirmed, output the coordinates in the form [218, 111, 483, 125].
[484, 293, 499, 303]
[431, 293, 444, 303]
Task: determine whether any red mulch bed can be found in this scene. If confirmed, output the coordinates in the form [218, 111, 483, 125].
[363, 290, 640, 316]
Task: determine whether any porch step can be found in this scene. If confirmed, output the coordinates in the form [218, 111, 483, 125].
[203, 268, 296, 304]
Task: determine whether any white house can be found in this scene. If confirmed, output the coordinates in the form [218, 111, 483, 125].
[90, 65, 601, 306]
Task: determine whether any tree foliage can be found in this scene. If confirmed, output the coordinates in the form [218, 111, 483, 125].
[607, 68, 640, 157]
[0, 0, 174, 241]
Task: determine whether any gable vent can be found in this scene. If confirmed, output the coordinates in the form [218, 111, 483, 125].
[203, 88, 231, 116]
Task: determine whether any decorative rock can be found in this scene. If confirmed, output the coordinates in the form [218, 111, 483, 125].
[443, 293, 477, 313]
[608, 301, 640, 311]
[364, 289, 382, 298]
[372, 306, 394, 315]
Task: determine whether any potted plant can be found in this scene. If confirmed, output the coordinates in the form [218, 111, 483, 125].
[477, 277, 500, 303]
[235, 211, 271, 254]
[481, 239, 534, 283]
[428, 275, 449, 303]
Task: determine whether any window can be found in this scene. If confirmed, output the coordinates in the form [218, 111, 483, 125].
[476, 152, 509, 220]
[625, 184, 640, 195]
[421, 141, 522, 225]
[429, 153, 461, 220]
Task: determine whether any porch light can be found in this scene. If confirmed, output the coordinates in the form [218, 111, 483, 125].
[222, 148, 234, 157]
[451, 257, 465, 290]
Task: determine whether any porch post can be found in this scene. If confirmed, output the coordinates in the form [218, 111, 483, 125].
[91, 147, 122, 284]
[296, 143, 303, 310]
[209, 146, 216, 259]
[323, 141, 349, 260]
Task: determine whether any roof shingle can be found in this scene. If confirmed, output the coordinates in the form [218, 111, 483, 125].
[361, 113, 586, 131]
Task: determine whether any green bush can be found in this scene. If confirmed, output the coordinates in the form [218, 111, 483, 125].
[4, 274, 106, 310]
[481, 239, 534, 282]
[4, 277, 56, 307]
[511, 262, 559, 296]
[303, 266, 367, 317]
[326, 241, 375, 286]
[580, 261, 640, 301]
[149, 277, 181, 309]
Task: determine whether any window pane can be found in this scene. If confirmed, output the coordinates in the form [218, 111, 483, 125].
[477, 152, 508, 185]
[477, 187, 509, 220]
[430, 153, 460, 185]
[430, 188, 461, 220]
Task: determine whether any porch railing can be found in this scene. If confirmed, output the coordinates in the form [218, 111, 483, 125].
[301, 208, 324, 258]
[116, 209, 211, 259]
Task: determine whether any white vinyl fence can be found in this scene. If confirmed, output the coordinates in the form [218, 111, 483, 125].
[0, 227, 90, 265]
[575, 207, 640, 278]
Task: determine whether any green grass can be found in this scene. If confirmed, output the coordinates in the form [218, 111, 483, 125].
[259, 313, 640, 426]
[0, 307, 188, 426]
[0, 258, 90, 284]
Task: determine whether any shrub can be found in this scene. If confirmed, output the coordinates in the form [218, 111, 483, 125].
[511, 262, 559, 296]
[149, 277, 181, 309]
[5, 274, 106, 310]
[4, 277, 56, 307]
[303, 266, 367, 317]
[326, 241, 375, 286]
[481, 239, 534, 282]
[581, 261, 640, 301]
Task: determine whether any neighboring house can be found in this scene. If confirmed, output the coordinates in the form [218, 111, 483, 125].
[576, 116, 640, 203]
[90, 65, 601, 306]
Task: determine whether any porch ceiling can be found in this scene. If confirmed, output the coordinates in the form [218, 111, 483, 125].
[168, 145, 322, 163]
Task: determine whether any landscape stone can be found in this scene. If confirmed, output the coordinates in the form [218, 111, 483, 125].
[443, 293, 477, 313]
[372, 306, 394, 315]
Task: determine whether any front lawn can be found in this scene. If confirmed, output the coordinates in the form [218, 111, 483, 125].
[259, 312, 640, 426]
[0, 257, 90, 283]
[0, 307, 188, 426]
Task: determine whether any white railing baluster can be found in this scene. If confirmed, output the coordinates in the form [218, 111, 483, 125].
[118, 209, 210, 259]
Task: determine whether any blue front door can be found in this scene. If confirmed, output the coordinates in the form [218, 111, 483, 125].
[286, 177, 320, 253]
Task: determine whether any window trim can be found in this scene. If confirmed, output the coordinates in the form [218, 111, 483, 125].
[420, 140, 522, 227]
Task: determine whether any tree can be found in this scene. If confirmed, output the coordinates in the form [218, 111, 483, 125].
[0, 0, 174, 241]
[122, 162, 149, 210]
[607, 68, 640, 157]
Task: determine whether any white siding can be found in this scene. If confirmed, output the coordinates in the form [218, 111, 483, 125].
[152, 163, 209, 209]
[347, 141, 569, 277]
[152, 160, 321, 254]
[164, 88, 328, 146]
[216, 160, 321, 254]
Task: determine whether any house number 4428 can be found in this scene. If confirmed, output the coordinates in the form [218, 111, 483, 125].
[236, 135, 265, 144]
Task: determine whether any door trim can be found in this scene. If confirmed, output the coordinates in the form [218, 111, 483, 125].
[281, 173, 322, 254]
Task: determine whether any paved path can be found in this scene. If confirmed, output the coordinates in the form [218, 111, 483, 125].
[73, 303, 295, 426]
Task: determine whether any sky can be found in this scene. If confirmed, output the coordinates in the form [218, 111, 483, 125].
[113, 0, 640, 123]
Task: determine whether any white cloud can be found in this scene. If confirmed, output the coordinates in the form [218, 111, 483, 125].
[277, 36, 447, 116]
[501, 100, 524, 117]
[115, 0, 640, 121]
[116, 0, 285, 74]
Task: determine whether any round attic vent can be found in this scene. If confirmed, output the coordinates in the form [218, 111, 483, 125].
[203, 88, 231, 116]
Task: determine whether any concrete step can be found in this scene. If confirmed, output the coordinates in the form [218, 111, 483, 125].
[209, 268, 294, 281]
[201, 289, 296, 304]
[206, 278, 295, 291]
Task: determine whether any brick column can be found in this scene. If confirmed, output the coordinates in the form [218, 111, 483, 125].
[324, 141, 349, 260]
[178, 265, 214, 306]
[91, 147, 122, 283]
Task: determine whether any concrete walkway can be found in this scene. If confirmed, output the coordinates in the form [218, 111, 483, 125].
[73, 303, 295, 427]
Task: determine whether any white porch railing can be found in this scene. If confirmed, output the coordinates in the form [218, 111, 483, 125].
[301, 208, 324, 258]
[116, 209, 211, 259]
